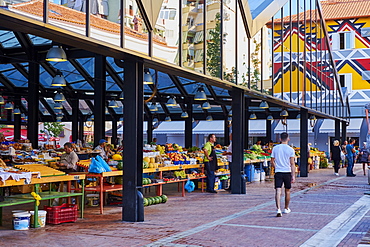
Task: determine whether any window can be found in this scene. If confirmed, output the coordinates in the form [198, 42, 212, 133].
[361, 27, 370, 37]
[331, 32, 354, 50]
[339, 74, 352, 93]
[362, 71, 370, 80]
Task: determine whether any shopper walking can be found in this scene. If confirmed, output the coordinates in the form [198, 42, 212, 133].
[346, 139, 356, 177]
[330, 140, 341, 176]
[271, 132, 296, 217]
[203, 134, 217, 193]
[359, 142, 369, 176]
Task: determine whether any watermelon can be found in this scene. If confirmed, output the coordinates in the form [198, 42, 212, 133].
[143, 198, 148, 206]
[161, 194, 168, 203]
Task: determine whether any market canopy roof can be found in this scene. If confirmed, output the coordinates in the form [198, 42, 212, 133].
[153, 122, 185, 135]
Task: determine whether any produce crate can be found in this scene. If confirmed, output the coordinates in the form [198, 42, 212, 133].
[44, 203, 78, 224]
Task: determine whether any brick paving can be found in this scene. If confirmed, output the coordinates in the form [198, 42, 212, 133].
[0, 163, 369, 247]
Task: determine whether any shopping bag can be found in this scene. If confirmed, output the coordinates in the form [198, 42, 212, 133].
[340, 151, 346, 160]
[88, 158, 105, 173]
[96, 155, 112, 172]
[184, 178, 195, 193]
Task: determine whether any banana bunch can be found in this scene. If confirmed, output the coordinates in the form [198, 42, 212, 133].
[156, 145, 165, 154]
[31, 192, 42, 206]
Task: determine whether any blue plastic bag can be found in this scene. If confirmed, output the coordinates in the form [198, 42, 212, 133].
[88, 158, 105, 173]
[96, 155, 112, 172]
[184, 178, 195, 193]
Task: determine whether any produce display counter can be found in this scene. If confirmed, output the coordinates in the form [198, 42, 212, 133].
[0, 174, 85, 228]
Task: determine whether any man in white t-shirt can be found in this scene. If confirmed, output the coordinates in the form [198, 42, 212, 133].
[271, 132, 296, 217]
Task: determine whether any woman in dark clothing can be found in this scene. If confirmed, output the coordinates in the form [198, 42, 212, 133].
[330, 140, 341, 176]
[359, 142, 369, 176]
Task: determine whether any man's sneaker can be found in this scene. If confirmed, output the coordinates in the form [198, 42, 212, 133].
[276, 209, 282, 217]
[335, 173, 339, 176]
[283, 208, 291, 214]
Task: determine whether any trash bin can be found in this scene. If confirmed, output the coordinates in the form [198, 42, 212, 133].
[244, 164, 255, 182]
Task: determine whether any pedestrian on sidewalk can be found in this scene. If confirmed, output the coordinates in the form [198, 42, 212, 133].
[330, 140, 341, 176]
[342, 141, 348, 168]
[203, 134, 217, 193]
[346, 139, 356, 177]
[271, 132, 296, 217]
[359, 142, 369, 176]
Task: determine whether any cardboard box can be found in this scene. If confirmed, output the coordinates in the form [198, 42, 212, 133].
[10, 183, 50, 194]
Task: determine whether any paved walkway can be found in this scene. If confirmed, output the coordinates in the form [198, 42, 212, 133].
[0, 163, 370, 247]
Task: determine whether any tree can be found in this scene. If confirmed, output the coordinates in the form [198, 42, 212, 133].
[40, 122, 65, 146]
[207, 12, 225, 78]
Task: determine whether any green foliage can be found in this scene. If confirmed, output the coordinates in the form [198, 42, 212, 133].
[41, 122, 65, 138]
[207, 13, 226, 78]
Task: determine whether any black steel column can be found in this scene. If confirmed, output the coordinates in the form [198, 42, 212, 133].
[78, 119, 84, 143]
[147, 117, 153, 144]
[123, 59, 144, 222]
[224, 118, 230, 146]
[72, 96, 79, 143]
[335, 119, 340, 142]
[342, 121, 347, 144]
[266, 119, 272, 143]
[28, 55, 39, 149]
[185, 103, 193, 148]
[14, 96, 21, 141]
[300, 109, 308, 177]
[112, 117, 118, 146]
[94, 54, 106, 147]
[230, 89, 245, 194]
[244, 100, 250, 149]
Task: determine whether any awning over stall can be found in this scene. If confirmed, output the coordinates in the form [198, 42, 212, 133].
[192, 121, 225, 135]
[153, 122, 185, 134]
[275, 119, 312, 134]
[319, 118, 363, 133]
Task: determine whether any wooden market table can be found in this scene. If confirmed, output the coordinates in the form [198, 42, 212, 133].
[70, 163, 211, 214]
[0, 173, 85, 228]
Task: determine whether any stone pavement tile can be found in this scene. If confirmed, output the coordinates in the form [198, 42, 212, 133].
[338, 233, 365, 247]
[225, 209, 332, 230]
[171, 225, 313, 247]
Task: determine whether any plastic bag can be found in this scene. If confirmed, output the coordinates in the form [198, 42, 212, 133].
[88, 158, 105, 173]
[340, 151, 346, 160]
[184, 178, 195, 193]
[96, 155, 112, 172]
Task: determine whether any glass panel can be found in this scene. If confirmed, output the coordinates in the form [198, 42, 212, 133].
[106, 75, 121, 91]
[7, 1, 46, 24]
[79, 100, 92, 115]
[90, 0, 121, 46]
[153, 0, 179, 64]
[39, 66, 54, 88]
[2, 65, 27, 87]
[248, 0, 274, 19]
[28, 34, 52, 45]
[0, 31, 20, 48]
[62, 100, 72, 115]
[76, 58, 95, 78]
[250, 30, 262, 92]
[50, 60, 85, 83]
[156, 72, 180, 94]
[123, 2, 149, 55]
[182, 0, 204, 73]
[223, 0, 236, 83]
[107, 57, 124, 73]
[39, 102, 51, 116]
[236, 3, 249, 86]
[206, 1, 221, 78]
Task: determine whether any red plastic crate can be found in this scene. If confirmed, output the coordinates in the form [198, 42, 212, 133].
[44, 203, 78, 224]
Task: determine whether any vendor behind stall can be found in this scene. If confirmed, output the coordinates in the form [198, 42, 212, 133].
[94, 139, 108, 160]
[58, 142, 79, 172]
